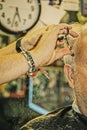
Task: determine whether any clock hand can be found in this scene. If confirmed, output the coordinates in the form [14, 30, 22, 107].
[11, 7, 21, 27]
[15, 7, 21, 22]
[11, 11, 17, 27]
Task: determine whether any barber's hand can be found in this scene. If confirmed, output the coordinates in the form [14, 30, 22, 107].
[30, 23, 78, 67]
[21, 26, 47, 50]
[47, 26, 79, 65]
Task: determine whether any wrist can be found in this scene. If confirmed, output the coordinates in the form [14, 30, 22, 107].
[21, 38, 28, 50]
[16, 38, 22, 52]
[21, 50, 38, 77]
[30, 50, 45, 68]
[16, 38, 29, 52]
[16, 39, 38, 77]
[29, 50, 39, 68]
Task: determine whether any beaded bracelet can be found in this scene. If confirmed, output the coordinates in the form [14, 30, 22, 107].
[16, 39, 38, 77]
[16, 38, 49, 79]
[16, 38, 22, 53]
[21, 50, 38, 77]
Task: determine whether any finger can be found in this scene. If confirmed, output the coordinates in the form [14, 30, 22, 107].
[26, 34, 42, 50]
[69, 30, 79, 37]
[57, 23, 72, 30]
[56, 40, 64, 45]
[26, 26, 47, 38]
[56, 24, 79, 38]
[55, 48, 71, 60]
[58, 29, 67, 34]
[38, 26, 59, 46]
[30, 33, 42, 46]
[21, 33, 43, 50]
[46, 48, 71, 65]
[46, 24, 56, 31]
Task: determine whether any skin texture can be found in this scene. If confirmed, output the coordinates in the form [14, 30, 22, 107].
[20, 24, 87, 130]
[0, 23, 78, 85]
[64, 28, 87, 117]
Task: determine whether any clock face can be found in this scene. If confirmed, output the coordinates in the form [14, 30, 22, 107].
[0, 0, 41, 34]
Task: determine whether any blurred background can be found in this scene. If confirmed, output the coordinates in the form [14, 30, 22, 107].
[0, 0, 87, 129]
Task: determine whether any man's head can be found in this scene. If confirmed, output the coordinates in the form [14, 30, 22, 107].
[64, 25, 87, 116]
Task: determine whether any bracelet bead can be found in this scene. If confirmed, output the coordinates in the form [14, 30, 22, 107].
[16, 38, 38, 77]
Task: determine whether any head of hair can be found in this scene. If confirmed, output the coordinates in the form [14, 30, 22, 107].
[63, 23, 87, 68]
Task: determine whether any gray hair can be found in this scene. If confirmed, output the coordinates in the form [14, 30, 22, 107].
[63, 55, 74, 65]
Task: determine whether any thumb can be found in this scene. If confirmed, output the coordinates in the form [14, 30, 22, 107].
[28, 33, 42, 47]
[46, 48, 71, 65]
[21, 33, 42, 50]
[55, 48, 71, 60]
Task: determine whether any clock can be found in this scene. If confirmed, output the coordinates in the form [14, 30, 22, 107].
[0, 0, 41, 34]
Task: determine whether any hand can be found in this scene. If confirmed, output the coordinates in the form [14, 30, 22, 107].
[30, 23, 78, 67]
[47, 25, 79, 65]
[21, 26, 48, 50]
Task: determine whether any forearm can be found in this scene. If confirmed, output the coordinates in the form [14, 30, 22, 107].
[0, 49, 41, 85]
[0, 24, 78, 85]
[0, 53, 29, 84]
[0, 41, 17, 56]
[0, 26, 47, 56]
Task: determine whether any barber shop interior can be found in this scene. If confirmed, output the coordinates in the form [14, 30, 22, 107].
[0, 0, 87, 130]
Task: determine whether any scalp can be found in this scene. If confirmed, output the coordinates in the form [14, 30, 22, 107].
[74, 29, 87, 65]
